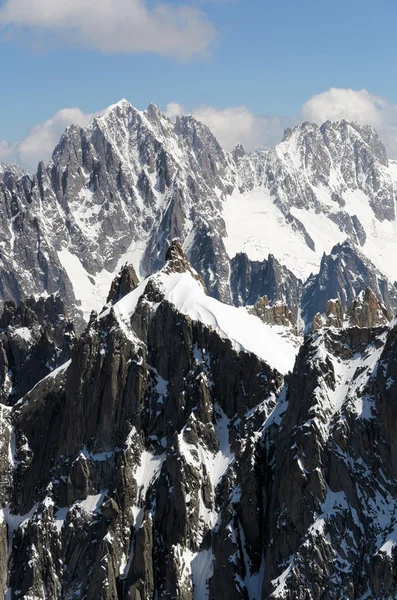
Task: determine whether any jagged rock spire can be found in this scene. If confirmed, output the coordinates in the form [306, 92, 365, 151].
[106, 263, 139, 305]
[164, 239, 207, 291]
[313, 286, 393, 330]
[347, 287, 392, 328]
[249, 295, 297, 334]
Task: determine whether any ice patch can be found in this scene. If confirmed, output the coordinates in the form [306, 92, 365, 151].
[77, 491, 107, 514]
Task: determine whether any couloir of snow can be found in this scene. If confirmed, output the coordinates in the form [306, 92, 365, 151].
[58, 241, 146, 321]
[110, 270, 300, 375]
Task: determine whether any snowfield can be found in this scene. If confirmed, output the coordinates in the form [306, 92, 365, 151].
[223, 163, 397, 285]
[106, 270, 300, 375]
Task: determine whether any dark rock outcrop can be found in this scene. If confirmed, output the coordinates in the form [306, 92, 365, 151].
[302, 241, 397, 329]
[347, 286, 392, 328]
[106, 263, 139, 304]
[0, 295, 74, 404]
[1, 247, 397, 599]
[230, 253, 303, 320]
[2, 289, 281, 599]
[312, 286, 393, 331]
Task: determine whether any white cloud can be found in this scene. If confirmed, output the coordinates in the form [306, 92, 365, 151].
[300, 88, 389, 128]
[0, 0, 216, 60]
[0, 108, 95, 172]
[165, 101, 286, 151]
[191, 105, 273, 150]
[166, 88, 397, 157]
[164, 102, 184, 120]
[0, 140, 17, 165]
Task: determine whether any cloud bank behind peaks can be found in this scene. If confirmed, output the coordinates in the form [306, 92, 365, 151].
[166, 89, 397, 158]
[3, 88, 397, 172]
[0, 0, 216, 60]
[165, 102, 285, 152]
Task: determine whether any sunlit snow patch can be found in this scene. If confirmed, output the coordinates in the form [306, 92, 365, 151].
[111, 271, 300, 375]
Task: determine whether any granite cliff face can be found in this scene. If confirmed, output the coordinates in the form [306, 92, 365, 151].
[0, 243, 397, 599]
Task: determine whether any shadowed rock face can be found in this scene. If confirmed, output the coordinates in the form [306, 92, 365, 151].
[261, 324, 397, 599]
[0, 295, 75, 404]
[302, 241, 397, 329]
[230, 253, 303, 321]
[106, 263, 139, 305]
[1, 264, 282, 599]
[1, 246, 397, 599]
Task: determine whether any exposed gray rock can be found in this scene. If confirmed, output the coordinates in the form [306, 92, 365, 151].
[1, 248, 284, 599]
[347, 286, 392, 328]
[248, 295, 297, 334]
[2, 247, 397, 599]
[230, 252, 302, 320]
[0, 295, 74, 404]
[0, 103, 396, 336]
[107, 263, 139, 305]
[302, 241, 397, 329]
[2, 105, 397, 600]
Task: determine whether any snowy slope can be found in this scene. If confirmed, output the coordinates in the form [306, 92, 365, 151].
[107, 269, 300, 375]
[223, 183, 397, 285]
[223, 124, 397, 284]
[223, 187, 342, 280]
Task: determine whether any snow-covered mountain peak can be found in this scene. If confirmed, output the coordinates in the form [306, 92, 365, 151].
[227, 114, 397, 289]
[146, 101, 165, 120]
[104, 244, 300, 375]
[97, 97, 136, 120]
[273, 118, 388, 175]
[3, 98, 397, 335]
[0, 162, 29, 179]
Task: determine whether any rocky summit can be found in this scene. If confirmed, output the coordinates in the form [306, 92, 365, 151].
[1, 100, 397, 330]
[1, 103, 397, 599]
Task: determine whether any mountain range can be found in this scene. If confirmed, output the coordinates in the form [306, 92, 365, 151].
[1, 99, 397, 329]
[1, 100, 397, 599]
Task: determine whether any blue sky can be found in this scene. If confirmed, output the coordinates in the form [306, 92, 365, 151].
[1, 0, 397, 168]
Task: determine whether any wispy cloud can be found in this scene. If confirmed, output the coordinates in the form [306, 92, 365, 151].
[301, 88, 397, 157]
[0, 0, 216, 60]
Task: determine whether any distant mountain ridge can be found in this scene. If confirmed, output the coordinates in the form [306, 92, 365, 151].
[1, 99, 397, 330]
